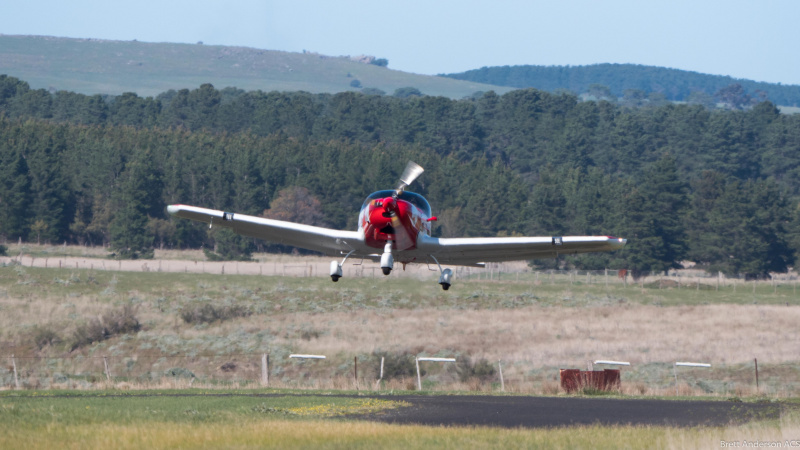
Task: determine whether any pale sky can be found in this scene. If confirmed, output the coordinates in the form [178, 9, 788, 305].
[2, 0, 798, 85]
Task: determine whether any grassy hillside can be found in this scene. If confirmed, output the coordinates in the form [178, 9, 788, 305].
[0, 35, 511, 98]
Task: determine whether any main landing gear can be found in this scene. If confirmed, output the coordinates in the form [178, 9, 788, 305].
[429, 254, 453, 290]
[330, 245, 454, 291]
[328, 242, 394, 282]
[329, 250, 354, 282]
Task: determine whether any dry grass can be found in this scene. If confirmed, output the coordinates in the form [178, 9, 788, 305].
[260, 304, 800, 365]
[2, 415, 799, 450]
[3, 246, 800, 396]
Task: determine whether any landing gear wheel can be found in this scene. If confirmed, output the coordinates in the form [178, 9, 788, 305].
[330, 259, 345, 282]
[437, 267, 453, 291]
[382, 267, 392, 276]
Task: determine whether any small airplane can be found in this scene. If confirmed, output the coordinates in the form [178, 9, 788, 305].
[168, 161, 626, 290]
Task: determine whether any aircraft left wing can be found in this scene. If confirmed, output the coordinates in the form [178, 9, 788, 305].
[416, 234, 626, 265]
[167, 205, 364, 256]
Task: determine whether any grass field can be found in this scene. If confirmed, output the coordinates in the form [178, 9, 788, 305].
[3, 249, 800, 396]
[4, 245, 800, 447]
[1, 389, 799, 449]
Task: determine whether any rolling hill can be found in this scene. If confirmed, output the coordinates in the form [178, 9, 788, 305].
[0, 35, 511, 98]
[441, 63, 800, 107]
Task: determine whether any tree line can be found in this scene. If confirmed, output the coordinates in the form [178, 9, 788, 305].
[440, 63, 800, 106]
[1, 74, 799, 276]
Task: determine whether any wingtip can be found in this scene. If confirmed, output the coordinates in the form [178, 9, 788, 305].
[166, 204, 181, 215]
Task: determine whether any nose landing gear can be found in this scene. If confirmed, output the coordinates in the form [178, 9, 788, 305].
[380, 241, 393, 276]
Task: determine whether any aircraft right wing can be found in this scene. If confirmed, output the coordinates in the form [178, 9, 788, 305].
[167, 204, 365, 256]
[416, 234, 627, 265]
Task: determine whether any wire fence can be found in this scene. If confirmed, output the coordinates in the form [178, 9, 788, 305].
[3, 254, 798, 288]
[4, 352, 800, 397]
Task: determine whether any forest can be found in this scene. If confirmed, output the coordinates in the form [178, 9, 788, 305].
[441, 63, 800, 106]
[1, 74, 799, 277]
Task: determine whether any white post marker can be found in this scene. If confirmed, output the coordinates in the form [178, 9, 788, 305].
[375, 356, 385, 389]
[674, 362, 711, 395]
[593, 360, 631, 366]
[261, 353, 269, 386]
[289, 354, 326, 359]
[676, 362, 712, 367]
[416, 357, 456, 391]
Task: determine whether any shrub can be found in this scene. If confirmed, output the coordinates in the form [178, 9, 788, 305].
[179, 303, 251, 324]
[370, 58, 388, 67]
[0, 244, 7, 256]
[32, 325, 62, 350]
[165, 367, 195, 379]
[456, 356, 496, 382]
[71, 305, 141, 350]
[372, 351, 422, 380]
[300, 328, 320, 340]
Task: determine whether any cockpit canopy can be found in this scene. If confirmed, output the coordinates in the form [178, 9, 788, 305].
[361, 190, 432, 217]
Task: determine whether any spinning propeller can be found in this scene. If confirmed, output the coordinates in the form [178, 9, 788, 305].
[386, 161, 424, 250]
[395, 161, 424, 198]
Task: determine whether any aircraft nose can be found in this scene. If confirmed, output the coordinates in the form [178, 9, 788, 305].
[382, 197, 397, 213]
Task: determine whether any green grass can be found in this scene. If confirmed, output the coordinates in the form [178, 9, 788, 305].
[0, 389, 407, 426]
[0, 389, 797, 449]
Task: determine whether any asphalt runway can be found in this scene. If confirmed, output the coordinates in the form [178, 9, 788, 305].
[30, 392, 781, 428]
[359, 394, 781, 428]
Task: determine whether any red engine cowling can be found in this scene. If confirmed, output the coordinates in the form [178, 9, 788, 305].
[365, 197, 416, 250]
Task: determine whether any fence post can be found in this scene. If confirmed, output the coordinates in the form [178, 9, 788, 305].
[498, 360, 505, 392]
[354, 356, 358, 390]
[261, 353, 269, 387]
[103, 356, 111, 381]
[11, 354, 19, 389]
[755, 358, 759, 392]
[674, 364, 679, 396]
[416, 358, 422, 391]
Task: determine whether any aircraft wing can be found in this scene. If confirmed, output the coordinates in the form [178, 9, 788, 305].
[167, 205, 364, 256]
[416, 234, 626, 265]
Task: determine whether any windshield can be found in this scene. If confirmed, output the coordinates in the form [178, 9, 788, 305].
[361, 190, 432, 217]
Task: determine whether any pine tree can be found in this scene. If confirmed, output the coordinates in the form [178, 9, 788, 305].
[25, 125, 73, 243]
[616, 156, 689, 276]
[0, 148, 31, 240]
[109, 150, 160, 259]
